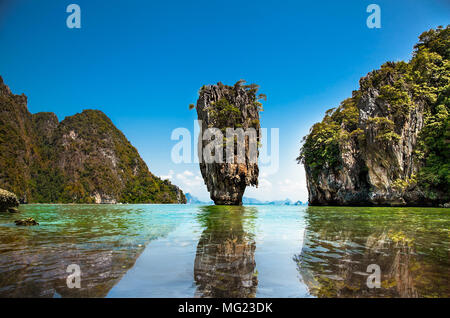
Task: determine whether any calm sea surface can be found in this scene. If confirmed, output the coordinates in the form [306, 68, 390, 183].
[0, 204, 448, 297]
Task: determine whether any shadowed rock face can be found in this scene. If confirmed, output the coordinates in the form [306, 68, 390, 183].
[0, 188, 19, 212]
[195, 81, 263, 205]
[194, 206, 258, 297]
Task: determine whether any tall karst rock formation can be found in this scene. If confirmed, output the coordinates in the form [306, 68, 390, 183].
[298, 26, 449, 206]
[0, 76, 186, 204]
[194, 81, 264, 205]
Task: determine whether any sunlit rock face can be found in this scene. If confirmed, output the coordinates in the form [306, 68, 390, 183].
[295, 207, 450, 298]
[194, 206, 258, 297]
[195, 81, 263, 205]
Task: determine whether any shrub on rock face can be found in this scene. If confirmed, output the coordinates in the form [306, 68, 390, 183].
[0, 188, 19, 212]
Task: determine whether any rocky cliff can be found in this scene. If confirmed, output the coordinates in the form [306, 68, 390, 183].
[298, 26, 449, 206]
[0, 77, 186, 204]
[0, 188, 19, 212]
[194, 81, 264, 205]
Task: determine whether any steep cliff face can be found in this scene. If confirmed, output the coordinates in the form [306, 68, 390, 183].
[0, 77, 186, 204]
[0, 188, 19, 212]
[298, 26, 449, 206]
[0, 77, 37, 203]
[195, 81, 264, 205]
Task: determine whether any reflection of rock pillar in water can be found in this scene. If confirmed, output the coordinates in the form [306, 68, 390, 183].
[194, 206, 258, 297]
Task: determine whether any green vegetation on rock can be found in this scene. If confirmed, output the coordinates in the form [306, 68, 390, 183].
[298, 97, 359, 178]
[194, 80, 264, 205]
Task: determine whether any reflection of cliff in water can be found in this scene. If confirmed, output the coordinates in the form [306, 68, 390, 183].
[0, 205, 180, 297]
[194, 205, 258, 297]
[295, 207, 450, 298]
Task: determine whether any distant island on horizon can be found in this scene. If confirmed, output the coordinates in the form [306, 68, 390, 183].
[185, 193, 307, 206]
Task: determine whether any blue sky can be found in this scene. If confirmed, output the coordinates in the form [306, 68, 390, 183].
[0, 0, 449, 201]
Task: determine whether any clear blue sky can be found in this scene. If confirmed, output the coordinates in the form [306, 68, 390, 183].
[1, 0, 448, 201]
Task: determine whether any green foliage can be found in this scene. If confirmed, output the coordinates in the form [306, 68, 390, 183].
[367, 117, 401, 142]
[209, 98, 242, 131]
[414, 25, 450, 60]
[412, 26, 450, 200]
[29, 167, 66, 203]
[392, 175, 417, 192]
[417, 104, 450, 200]
[251, 119, 260, 128]
[204, 80, 265, 131]
[360, 61, 410, 91]
[378, 84, 413, 117]
[121, 176, 182, 203]
[298, 97, 359, 176]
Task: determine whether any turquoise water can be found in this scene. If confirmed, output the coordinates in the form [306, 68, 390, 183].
[0, 204, 448, 297]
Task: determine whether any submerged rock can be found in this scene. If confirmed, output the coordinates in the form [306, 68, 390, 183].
[15, 217, 39, 226]
[0, 188, 19, 212]
[194, 81, 264, 205]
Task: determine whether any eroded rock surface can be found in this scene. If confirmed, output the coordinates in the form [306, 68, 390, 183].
[195, 81, 263, 205]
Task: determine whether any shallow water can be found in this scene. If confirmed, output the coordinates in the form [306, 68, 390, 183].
[0, 204, 448, 297]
